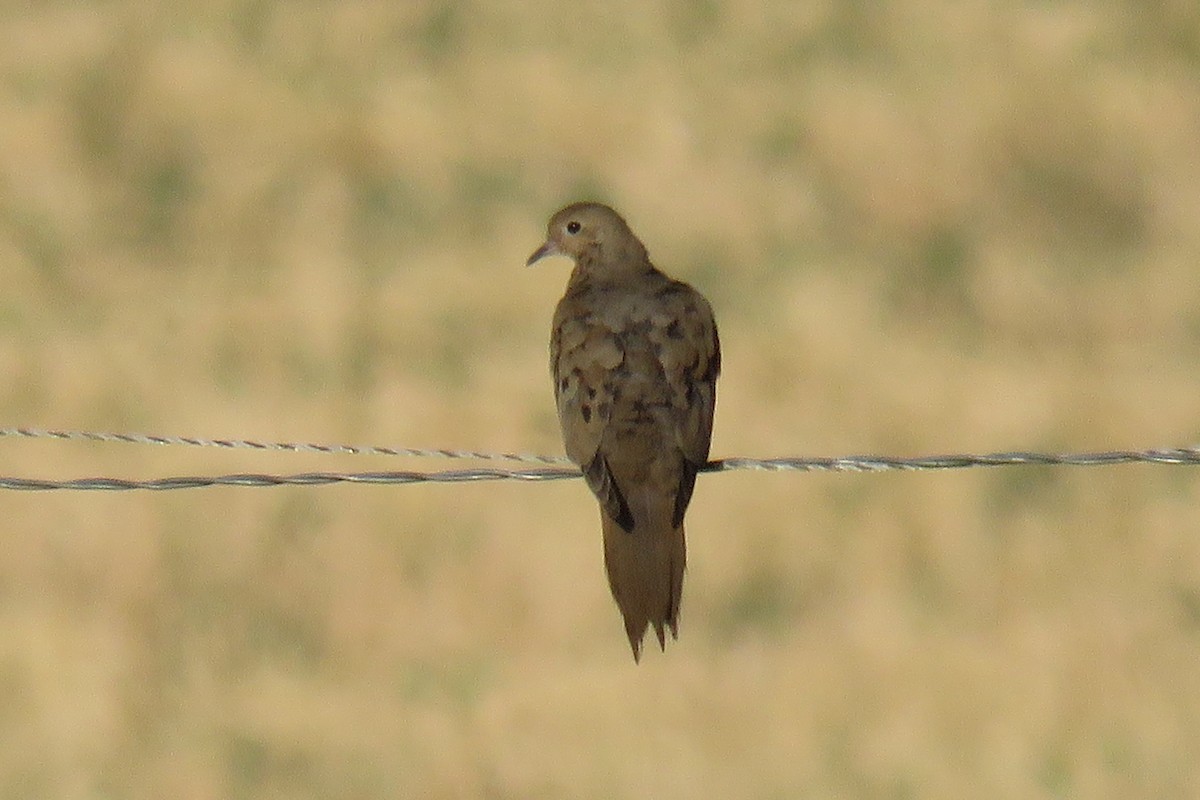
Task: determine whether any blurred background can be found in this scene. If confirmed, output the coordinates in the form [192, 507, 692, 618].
[2, 2, 1200, 797]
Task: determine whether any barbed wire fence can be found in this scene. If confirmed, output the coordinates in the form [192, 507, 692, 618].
[1, 426, 1199, 492]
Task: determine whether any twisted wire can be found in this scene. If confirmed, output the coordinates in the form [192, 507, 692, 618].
[0, 427, 573, 465]
[1, 436, 1198, 491]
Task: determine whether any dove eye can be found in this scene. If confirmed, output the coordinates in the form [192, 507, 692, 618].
[566, 221, 581, 234]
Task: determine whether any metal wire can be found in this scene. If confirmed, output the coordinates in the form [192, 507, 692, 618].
[1, 430, 1199, 491]
[0, 468, 580, 491]
[0, 427, 574, 465]
[712, 448, 1200, 472]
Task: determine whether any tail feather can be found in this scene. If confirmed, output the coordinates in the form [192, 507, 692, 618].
[601, 512, 686, 661]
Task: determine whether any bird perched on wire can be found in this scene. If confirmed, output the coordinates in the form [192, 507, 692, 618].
[527, 201, 720, 661]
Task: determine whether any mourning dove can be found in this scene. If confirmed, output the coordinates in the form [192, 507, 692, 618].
[527, 202, 720, 661]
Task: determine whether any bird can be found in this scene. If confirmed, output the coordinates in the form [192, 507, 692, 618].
[527, 201, 720, 661]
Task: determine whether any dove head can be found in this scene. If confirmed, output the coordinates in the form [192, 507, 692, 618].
[527, 202, 649, 276]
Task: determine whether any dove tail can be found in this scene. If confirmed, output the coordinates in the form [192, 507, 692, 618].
[600, 512, 686, 662]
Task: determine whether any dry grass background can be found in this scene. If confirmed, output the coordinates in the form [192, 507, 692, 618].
[2, 1, 1200, 797]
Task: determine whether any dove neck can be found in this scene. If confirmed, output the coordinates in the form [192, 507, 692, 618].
[568, 244, 654, 287]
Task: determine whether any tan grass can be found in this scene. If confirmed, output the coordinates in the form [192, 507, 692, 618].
[1, 2, 1200, 797]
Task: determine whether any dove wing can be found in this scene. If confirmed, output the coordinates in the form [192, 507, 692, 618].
[647, 280, 721, 525]
[551, 292, 634, 530]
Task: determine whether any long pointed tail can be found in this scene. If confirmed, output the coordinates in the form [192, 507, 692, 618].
[600, 512, 686, 661]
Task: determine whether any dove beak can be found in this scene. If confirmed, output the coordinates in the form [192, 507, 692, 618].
[526, 240, 558, 266]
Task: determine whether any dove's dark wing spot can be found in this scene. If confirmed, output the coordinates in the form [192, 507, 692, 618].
[671, 460, 699, 528]
[584, 453, 635, 533]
